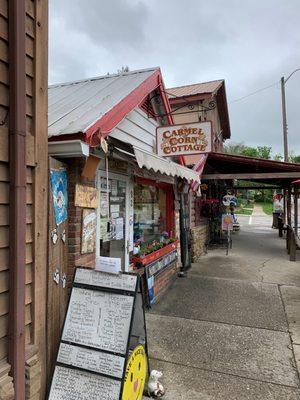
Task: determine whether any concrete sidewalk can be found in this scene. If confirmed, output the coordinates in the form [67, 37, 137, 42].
[145, 210, 300, 399]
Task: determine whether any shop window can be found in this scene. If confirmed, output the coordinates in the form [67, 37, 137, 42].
[133, 184, 167, 244]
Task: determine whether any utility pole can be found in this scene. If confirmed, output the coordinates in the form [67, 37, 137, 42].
[280, 68, 300, 162]
[281, 77, 288, 162]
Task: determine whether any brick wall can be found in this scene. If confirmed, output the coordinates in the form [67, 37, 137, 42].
[153, 261, 178, 303]
[190, 222, 209, 262]
[137, 260, 179, 307]
[67, 160, 96, 284]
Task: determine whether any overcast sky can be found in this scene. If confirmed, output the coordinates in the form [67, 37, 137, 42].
[49, 0, 300, 156]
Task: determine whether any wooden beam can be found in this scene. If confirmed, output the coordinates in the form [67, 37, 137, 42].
[232, 186, 280, 190]
[202, 172, 300, 180]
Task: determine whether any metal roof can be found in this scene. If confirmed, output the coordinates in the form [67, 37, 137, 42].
[48, 67, 159, 137]
[167, 80, 223, 98]
[203, 152, 300, 185]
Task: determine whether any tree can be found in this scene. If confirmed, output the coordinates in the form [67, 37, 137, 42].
[117, 66, 130, 74]
[289, 152, 300, 163]
[223, 142, 272, 159]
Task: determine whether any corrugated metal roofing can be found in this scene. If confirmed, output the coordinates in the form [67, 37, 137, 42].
[167, 79, 223, 98]
[48, 67, 159, 137]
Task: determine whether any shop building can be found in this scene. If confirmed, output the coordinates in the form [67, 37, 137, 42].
[47, 68, 200, 372]
[167, 80, 231, 262]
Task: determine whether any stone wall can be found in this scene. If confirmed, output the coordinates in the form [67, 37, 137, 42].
[190, 222, 209, 262]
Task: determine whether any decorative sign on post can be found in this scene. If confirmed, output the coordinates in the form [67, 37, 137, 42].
[222, 214, 234, 231]
[48, 268, 148, 400]
[156, 121, 212, 157]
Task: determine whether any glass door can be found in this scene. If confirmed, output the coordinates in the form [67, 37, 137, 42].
[97, 171, 130, 271]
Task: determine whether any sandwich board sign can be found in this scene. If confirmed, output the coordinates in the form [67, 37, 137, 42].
[47, 267, 149, 400]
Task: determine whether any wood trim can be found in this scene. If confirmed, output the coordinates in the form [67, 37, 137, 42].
[33, 0, 48, 397]
[202, 172, 300, 180]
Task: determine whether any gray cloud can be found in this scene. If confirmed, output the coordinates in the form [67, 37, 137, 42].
[49, 0, 300, 155]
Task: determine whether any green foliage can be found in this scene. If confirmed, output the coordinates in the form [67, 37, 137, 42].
[224, 142, 273, 160]
[289, 153, 300, 163]
[262, 202, 273, 215]
[254, 189, 273, 203]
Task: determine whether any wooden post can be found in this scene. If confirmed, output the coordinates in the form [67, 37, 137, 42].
[290, 229, 296, 261]
[294, 186, 298, 237]
[33, 0, 49, 397]
[287, 186, 292, 226]
[283, 189, 287, 226]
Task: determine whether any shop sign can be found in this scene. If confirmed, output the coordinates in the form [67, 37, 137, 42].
[156, 122, 212, 157]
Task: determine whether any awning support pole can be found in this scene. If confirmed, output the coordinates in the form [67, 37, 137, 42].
[294, 186, 298, 237]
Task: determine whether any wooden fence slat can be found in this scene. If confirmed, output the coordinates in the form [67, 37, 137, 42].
[26, 75, 33, 97]
[0, 15, 7, 41]
[26, 35, 34, 58]
[0, 0, 8, 19]
[26, 184, 33, 205]
[0, 305, 31, 339]
[26, 205, 33, 224]
[0, 163, 8, 182]
[0, 182, 8, 204]
[0, 60, 8, 85]
[26, 134, 35, 166]
[0, 270, 8, 293]
[0, 205, 8, 225]
[0, 336, 7, 359]
[0, 247, 8, 271]
[0, 38, 8, 63]
[25, 13, 35, 39]
[25, 0, 35, 19]
[26, 94, 33, 117]
[26, 243, 33, 265]
[0, 82, 9, 107]
[26, 55, 34, 78]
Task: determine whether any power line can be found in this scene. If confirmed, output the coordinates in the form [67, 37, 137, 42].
[230, 81, 280, 104]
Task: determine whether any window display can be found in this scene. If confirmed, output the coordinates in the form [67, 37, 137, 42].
[134, 184, 167, 244]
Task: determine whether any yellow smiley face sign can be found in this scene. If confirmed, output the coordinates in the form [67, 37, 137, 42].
[122, 345, 147, 400]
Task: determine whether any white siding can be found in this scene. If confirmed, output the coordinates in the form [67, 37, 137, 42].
[110, 108, 159, 153]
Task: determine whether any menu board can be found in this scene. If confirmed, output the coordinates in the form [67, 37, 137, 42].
[57, 343, 125, 378]
[74, 268, 137, 292]
[48, 269, 145, 400]
[49, 366, 121, 400]
[62, 287, 134, 354]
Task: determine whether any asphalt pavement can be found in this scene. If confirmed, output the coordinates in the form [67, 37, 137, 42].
[144, 204, 300, 399]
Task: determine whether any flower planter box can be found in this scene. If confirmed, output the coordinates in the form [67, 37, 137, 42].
[132, 240, 179, 268]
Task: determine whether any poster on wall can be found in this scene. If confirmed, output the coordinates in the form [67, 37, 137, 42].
[50, 169, 68, 226]
[75, 184, 99, 208]
[81, 209, 97, 254]
[156, 121, 212, 157]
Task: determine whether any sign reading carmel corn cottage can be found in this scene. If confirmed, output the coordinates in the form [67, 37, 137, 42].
[156, 121, 212, 157]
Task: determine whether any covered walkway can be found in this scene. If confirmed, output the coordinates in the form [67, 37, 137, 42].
[145, 207, 300, 399]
